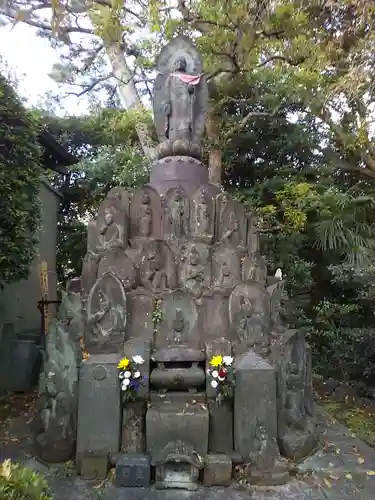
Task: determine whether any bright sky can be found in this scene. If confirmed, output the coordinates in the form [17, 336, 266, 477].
[0, 22, 89, 115]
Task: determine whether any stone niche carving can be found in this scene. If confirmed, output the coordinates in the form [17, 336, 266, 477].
[229, 281, 271, 356]
[35, 288, 83, 463]
[126, 289, 154, 341]
[96, 196, 128, 253]
[267, 280, 288, 334]
[272, 330, 318, 460]
[163, 186, 190, 243]
[191, 186, 215, 243]
[153, 440, 203, 490]
[97, 249, 136, 291]
[106, 187, 130, 214]
[154, 291, 200, 353]
[130, 186, 162, 240]
[139, 240, 177, 292]
[215, 193, 247, 254]
[212, 242, 241, 294]
[179, 241, 211, 299]
[199, 292, 231, 343]
[86, 272, 127, 353]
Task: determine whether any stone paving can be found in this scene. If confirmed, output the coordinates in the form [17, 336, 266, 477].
[1, 394, 375, 500]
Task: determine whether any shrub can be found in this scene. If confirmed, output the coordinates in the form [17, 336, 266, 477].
[0, 459, 52, 500]
[0, 73, 43, 286]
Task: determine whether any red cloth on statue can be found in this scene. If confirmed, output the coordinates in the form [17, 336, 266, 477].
[170, 73, 202, 85]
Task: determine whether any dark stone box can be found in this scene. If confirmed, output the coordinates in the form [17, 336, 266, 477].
[115, 453, 151, 487]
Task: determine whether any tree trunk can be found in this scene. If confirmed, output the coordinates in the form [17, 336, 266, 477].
[206, 110, 222, 186]
[104, 42, 155, 160]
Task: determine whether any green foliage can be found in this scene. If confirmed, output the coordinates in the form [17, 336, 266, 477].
[0, 73, 43, 286]
[0, 459, 52, 500]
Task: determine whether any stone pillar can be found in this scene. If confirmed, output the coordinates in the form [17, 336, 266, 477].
[76, 354, 121, 471]
[149, 156, 209, 197]
[234, 351, 289, 485]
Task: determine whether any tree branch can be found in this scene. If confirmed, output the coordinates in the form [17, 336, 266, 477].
[0, 6, 94, 35]
[223, 106, 282, 142]
[257, 55, 308, 68]
[177, 0, 235, 33]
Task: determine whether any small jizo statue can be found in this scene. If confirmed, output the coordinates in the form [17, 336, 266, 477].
[98, 210, 123, 250]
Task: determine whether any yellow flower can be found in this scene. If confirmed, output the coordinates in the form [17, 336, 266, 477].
[209, 355, 223, 368]
[117, 357, 130, 370]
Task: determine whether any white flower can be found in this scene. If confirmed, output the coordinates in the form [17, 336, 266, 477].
[118, 372, 124, 379]
[122, 379, 130, 389]
[132, 355, 144, 365]
[218, 376, 226, 382]
[124, 371, 131, 379]
[121, 384, 128, 391]
[133, 371, 141, 379]
[275, 268, 283, 280]
[47, 371, 55, 379]
[223, 356, 233, 366]
[211, 380, 218, 389]
[211, 370, 219, 379]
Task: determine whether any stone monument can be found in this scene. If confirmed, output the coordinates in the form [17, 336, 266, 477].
[36, 35, 318, 487]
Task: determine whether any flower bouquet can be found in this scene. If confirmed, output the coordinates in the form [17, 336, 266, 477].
[207, 355, 235, 405]
[117, 355, 146, 402]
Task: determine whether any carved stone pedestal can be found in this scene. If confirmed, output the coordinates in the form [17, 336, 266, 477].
[146, 401, 208, 490]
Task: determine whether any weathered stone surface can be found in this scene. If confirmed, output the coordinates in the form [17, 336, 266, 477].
[115, 454, 150, 488]
[150, 363, 205, 390]
[98, 250, 136, 291]
[154, 291, 201, 352]
[267, 280, 288, 334]
[242, 252, 267, 287]
[270, 330, 318, 460]
[125, 290, 154, 341]
[130, 186, 162, 240]
[86, 220, 100, 254]
[208, 401, 234, 454]
[229, 281, 271, 356]
[81, 251, 99, 297]
[96, 196, 128, 252]
[234, 351, 289, 485]
[76, 354, 121, 468]
[121, 402, 146, 453]
[200, 293, 231, 343]
[179, 242, 211, 299]
[146, 402, 209, 460]
[80, 453, 108, 480]
[35, 289, 82, 463]
[203, 454, 232, 486]
[86, 272, 127, 354]
[106, 187, 130, 214]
